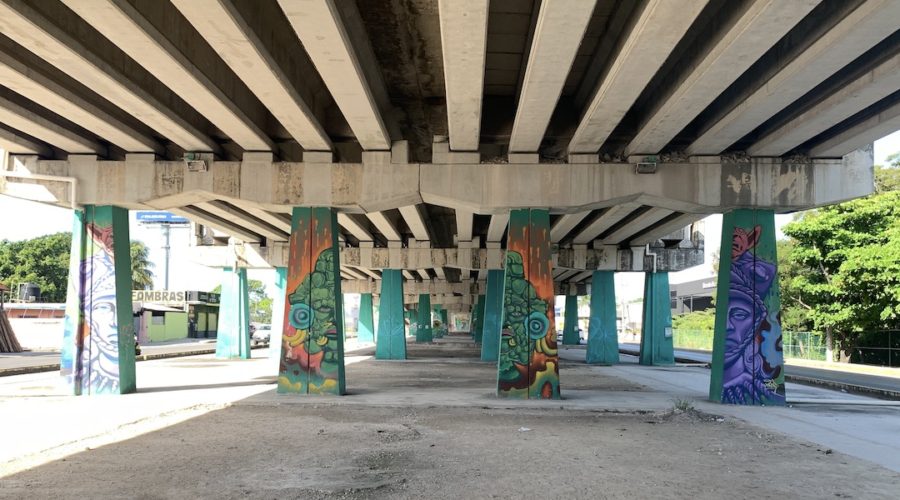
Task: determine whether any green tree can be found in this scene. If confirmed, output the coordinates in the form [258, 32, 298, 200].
[130, 241, 155, 290]
[212, 278, 272, 324]
[0, 232, 71, 302]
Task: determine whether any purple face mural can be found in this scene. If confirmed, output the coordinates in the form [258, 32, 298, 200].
[722, 226, 785, 405]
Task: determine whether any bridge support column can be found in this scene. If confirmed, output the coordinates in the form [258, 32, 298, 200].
[473, 294, 486, 343]
[587, 271, 619, 364]
[432, 305, 445, 338]
[376, 270, 406, 360]
[358, 293, 375, 344]
[498, 209, 560, 399]
[480, 269, 504, 361]
[710, 209, 785, 405]
[277, 207, 345, 395]
[216, 267, 251, 360]
[61, 205, 135, 395]
[639, 272, 674, 366]
[416, 294, 432, 343]
[269, 267, 287, 362]
[562, 294, 579, 345]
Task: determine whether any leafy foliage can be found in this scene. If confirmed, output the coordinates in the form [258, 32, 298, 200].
[672, 309, 715, 332]
[130, 241, 154, 290]
[212, 278, 272, 324]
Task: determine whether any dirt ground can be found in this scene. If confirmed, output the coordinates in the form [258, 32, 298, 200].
[2, 340, 899, 499]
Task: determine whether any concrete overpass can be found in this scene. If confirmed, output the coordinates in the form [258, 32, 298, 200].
[0, 0, 894, 402]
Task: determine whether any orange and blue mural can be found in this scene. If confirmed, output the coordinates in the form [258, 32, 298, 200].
[61, 206, 135, 395]
[710, 209, 785, 405]
[278, 207, 345, 395]
[497, 209, 560, 399]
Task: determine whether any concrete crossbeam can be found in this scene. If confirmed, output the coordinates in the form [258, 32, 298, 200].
[0, 126, 50, 156]
[810, 102, 900, 158]
[625, 0, 819, 156]
[171, 0, 331, 152]
[749, 51, 900, 157]
[550, 212, 590, 242]
[601, 208, 674, 245]
[63, 0, 273, 152]
[688, 0, 900, 155]
[508, 0, 596, 153]
[572, 203, 640, 244]
[278, 0, 390, 150]
[568, 0, 708, 153]
[0, 96, 102, 154]
[438, 0, 488, 152]
[0, 0, 215, 152]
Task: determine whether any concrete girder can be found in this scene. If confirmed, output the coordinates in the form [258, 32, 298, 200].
[433, 267, 446, 280]
[0, 0, 215, 152]
[416, 269, 431, 280]
[455, 209, 473, 242]
[568, 0, 708, 154]
[572, 203, 641, 244]
[366, 211, 402, 241]
[337, 213, 374, 242]
[193, 200, 289, 241]
[438, 0, 488, 152]
[0, 95, 103, 154]
[507, 0, 597, 153]
[810, 101, 900, 158]
[687, 0, 900, 155]
[550, 212, 590, 242]
[485, 213, 508, 242]
[569, 270, 594, 283]
[63, 0, 273, 152]
[401, 270, 417, 281]
[556, 269, 579, 282]
[600, 207, 674, 245]
[628, 213, 706, 246]
[0, 126, 50, 156]
[748, 51, 900, 157]
[170, 206, 261, 243]
[278, 0, 391, 151]
[227, 200, 292, 235]
[399, 205, 430, 241]
[341, 266, 367, 280]
[625, 0, 820, 156]
[171, 0, 331, 152]
[0, 50, 159, 154]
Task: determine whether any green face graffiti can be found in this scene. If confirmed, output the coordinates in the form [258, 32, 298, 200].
[498, 251, 549, 385]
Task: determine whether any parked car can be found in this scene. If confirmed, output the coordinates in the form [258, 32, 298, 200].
[251, 324, 272, 346]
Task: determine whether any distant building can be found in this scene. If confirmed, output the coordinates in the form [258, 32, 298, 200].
[670, 278, 716, 315]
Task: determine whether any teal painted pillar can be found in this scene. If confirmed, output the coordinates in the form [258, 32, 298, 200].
[358, 293, 375, 344]
[416, 294, 433, 342]
[562, 294, 580, 345]
[269, 267, 287, 361]
[586, 271, 619, 364]
[60, 205, 135, 395]
[376, 270, 406, 359]
[639, 272, 674, 366]
[432, 304, 445, 338]
[473, 294, 486, 343]
[481, 269, 504, 361]
[710, 209, 785, 405]
[217, 267, 251, 359]
[277, 207, 345, 395]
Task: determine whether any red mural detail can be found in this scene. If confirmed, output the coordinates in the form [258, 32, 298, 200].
[732, 226, 761, 259]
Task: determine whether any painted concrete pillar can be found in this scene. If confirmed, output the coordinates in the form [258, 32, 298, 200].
[481, 269, 504, 362]
[586, 271, 618, 364]
[432, 305, 444, 338]
[497, 209, 560, 399]
[473, 294, 486, 343]
[710, 209, 785, 406]
[277, 207, 345, 395]
[639, 272, 674, 366]
[61, 205, 136, 395]
[376, 269, 406, 360]
[440, 308, 449, 338]
[358, 293, 375, 344]
[269, 267, 287, 361]
[562, 294, 580, 345]
[416, 294, 433, 342]
[216, 267, 251, 360]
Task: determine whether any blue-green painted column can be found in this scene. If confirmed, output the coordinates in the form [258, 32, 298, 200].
[562, 294, 580, 345]
[586, 271, 619, 364]
[709, 209, 785, 405]
[60, 205, 136, 395]
[432, 304, 445, 338]
[358, 293, 375, 344]
[639, 272, 674, 365]
[376, 270, 406, 359]
[473, 294, 486, 343]
[416, 294, 433, 342]
[481, 269, 504, 361]
[269, 267, 287, 361]
[217, 267, 251, 359]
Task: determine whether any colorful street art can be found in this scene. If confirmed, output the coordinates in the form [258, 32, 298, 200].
[497, 209, 560, 399]
[278, 207, 345, 395]
[710, 209, 785, 405]
[61, 206, 135, 395]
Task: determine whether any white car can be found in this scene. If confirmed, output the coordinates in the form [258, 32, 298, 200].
[251, 324, 272, 346]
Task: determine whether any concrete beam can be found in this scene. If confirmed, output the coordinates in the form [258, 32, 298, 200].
[628, 213, 706, 246]
[485, 213, 508, 242]
[572, 203, 640, 244]
[228, 201, 292, 235]
[749, 51, 900, 157]
[455, 209, 473, 242]
[171, 206, 261, 243]
[0, 95, 102, 154]
[367, 211, 402, 241]
[171, 0, 331, 152]
[508, 0, 596, 153]
[625, 0, 819, 156]
[0, 126, 50, 156]
[337, 213, 374, 242]
[810, 104, 900, 158]
[601, 208, 674, 245]
[402, 270, 417, 281]
[0, 0, 215, 152]
[0, 50, 159, 153]
[63, 0, 272, 152]
[550, 212, 590, 242]
[568, 0, 708, 153]
[194, 201, 289, 241]
[278, 0, 390, 150]
[688, 0, 900, 155]
[439, 0, 488, 152]
[399, 205, 430, 241]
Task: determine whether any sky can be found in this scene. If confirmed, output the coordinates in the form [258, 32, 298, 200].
[2, 130, 900, 302]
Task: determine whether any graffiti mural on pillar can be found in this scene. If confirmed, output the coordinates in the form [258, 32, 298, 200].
[498, 209, 560, 399]
[278, 208, 345, 395]
[721, 224, 785, 405]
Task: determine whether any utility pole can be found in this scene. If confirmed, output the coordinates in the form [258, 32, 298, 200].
[162, 223, 171, 289]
